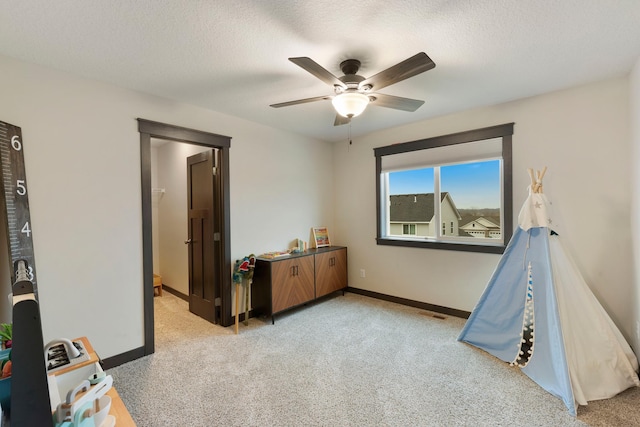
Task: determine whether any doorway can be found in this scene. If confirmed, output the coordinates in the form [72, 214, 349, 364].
[138, 119, 231, 356]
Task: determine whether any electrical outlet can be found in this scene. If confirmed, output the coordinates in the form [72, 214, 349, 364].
[360, 269, 366, 278]
[636, 321, 640, 341]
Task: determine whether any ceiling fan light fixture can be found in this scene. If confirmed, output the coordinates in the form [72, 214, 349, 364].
[332, 92, 369, 118]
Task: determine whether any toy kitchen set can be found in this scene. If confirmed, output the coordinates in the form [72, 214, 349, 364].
[2, 334, 135, 427]
[47, 337, 134, 427]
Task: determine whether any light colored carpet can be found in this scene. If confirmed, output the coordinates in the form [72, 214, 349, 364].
[108, 292, 640, 426]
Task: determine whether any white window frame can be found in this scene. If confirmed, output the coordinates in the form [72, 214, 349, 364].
[374, 123, 514, 254]
[381, 161, 503, 246]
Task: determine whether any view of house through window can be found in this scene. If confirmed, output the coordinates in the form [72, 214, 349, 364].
[375, 123, 513, 253]
[387, 159, 502, 242]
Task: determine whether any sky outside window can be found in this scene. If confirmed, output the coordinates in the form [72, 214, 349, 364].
[389, 160, 500, 209]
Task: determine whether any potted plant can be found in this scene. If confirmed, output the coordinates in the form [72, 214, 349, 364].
[0, 324, 10, 414]
[0, 324, 11, 350]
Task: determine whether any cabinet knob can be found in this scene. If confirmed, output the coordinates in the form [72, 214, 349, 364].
[184, 239, 192, 244]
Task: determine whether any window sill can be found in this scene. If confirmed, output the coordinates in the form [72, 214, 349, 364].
[376, 237, 506, 254]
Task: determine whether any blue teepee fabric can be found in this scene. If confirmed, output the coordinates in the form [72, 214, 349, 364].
[460, 172, 639, 415]
[458, 226, 576, 415]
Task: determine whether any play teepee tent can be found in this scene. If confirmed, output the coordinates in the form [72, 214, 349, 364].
[458, 168, 640, 416]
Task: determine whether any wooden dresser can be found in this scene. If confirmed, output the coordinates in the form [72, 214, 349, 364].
[252, 246, 347, 323]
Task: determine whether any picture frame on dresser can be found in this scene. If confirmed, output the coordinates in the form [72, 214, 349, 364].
[312, 226, 331, 248]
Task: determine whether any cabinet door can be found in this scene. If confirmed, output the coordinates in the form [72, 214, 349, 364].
[271, 256, 315, 313]
[315, 249, 347, 298]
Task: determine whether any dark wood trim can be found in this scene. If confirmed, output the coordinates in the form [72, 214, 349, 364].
[374, 122, 515, 254]
[373, 123, 514, 157]
[346, 287, 470, 319]
[502, 134, 513, 245]
[219, 141, 232, 327]
[138, 119, 230, 147]
[138, 119, 232, 359]
[100, 346, 146, 370]
[375, 237, 505, 254]
[375, 154, 383, 245]
[162, 284, 189, 302]
[140, 133, 154, 356]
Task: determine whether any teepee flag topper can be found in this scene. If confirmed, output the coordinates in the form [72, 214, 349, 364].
[458, 168, 639, 416]
[518, 167, 551, 230]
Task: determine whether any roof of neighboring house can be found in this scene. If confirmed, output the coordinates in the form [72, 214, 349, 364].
[390, 193, 456, 222]
[460, 216, 501, 230]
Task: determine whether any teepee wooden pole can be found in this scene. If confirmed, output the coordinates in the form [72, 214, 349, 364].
[534, 167, 547, 193]
[527, 168, 535, 188]
[538, 166, 547, 180]
[527, 167, 547, 194]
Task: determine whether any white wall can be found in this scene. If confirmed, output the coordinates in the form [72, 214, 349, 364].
[334, 76, 636, 342]
[0, 54, 334, 358]
[2, 49, 634, 358]
[156, 142, 210, 295]
[630, 57, 640, 353]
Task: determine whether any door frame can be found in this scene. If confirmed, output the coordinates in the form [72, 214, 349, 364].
[138, 119, 232, 356]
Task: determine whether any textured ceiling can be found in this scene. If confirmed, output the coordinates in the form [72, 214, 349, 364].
[1, 1, 640, 142]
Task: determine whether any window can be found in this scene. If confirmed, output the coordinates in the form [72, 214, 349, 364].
[374, 123, 513, 254]
[402, 224, 416, 235]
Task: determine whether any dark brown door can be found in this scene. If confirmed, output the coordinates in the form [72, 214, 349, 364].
[186, 150, 220, 323]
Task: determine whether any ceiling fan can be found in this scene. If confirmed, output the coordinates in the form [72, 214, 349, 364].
[270, 52, 436, 126]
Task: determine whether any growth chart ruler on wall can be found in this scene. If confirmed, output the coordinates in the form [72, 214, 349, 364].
[0, 120, 38, 296]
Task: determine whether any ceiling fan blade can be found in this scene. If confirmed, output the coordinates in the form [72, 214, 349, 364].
[289, 57, 347, 89]
[369, 93, 425, 112]
[334, 114, 351, 126]
[359, 52, 435, 92]
[270, 95, 331, 108]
